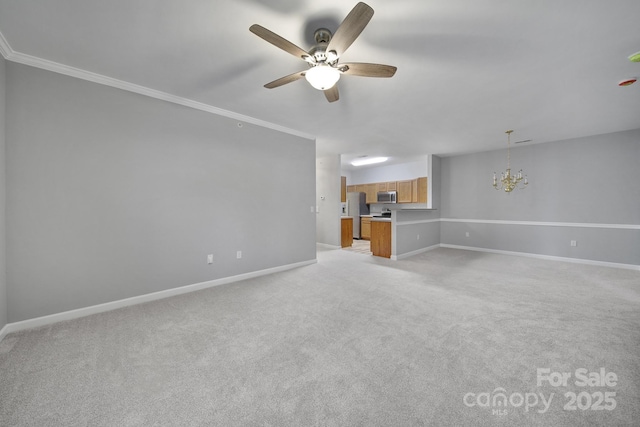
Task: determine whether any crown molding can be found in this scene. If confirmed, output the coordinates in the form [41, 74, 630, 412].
[0, 30, 315, 141]
[0, 30, 11, 59]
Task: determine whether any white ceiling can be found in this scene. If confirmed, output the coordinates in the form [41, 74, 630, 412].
[1, 0, 639, 170]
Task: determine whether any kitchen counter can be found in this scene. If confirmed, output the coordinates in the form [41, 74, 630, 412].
[371, 217, 391, 222]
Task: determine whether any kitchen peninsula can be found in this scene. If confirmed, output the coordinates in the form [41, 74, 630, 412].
[368, 209, 439, 260]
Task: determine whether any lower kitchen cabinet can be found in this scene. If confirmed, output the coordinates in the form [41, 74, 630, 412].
[341, 217, 353, 248]
[371, 220, 391, 258]
[360, 217, 372, 240]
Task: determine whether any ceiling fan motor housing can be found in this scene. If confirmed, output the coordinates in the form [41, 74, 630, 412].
[314, 28, 332, 44]
[309, 28, 338, 65]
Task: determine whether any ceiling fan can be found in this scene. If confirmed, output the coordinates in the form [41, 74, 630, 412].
[249, 2, 397, 103]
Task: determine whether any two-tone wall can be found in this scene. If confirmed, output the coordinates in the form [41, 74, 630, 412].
[440, 130, 640, 268]
[393, 156, 442, 259]
[3, 62, 316, 327]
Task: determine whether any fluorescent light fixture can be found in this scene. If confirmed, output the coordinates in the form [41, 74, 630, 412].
[351, 157, 388, 166]
[305, 64, 340, 90]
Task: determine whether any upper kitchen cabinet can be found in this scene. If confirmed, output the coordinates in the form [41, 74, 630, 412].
[354, 184, 377, 203]
[415, 177, 427, 204]
[346, 177, 428, 204]
[397, 180, 413, 203]
[365, 183, 377, 204]
[397, 177, 427, 203]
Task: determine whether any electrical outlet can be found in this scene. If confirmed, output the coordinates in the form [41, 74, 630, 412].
[310, 206, 314, 213]
[465, 232, 470, 237]
[570, 240, 577, 247]
[417, 234, 420, 240]
[207, 254, 213, 264]
[236, 250, 242, 259]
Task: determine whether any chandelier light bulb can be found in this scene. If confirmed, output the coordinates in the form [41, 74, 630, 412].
[305, 64, 340, 90]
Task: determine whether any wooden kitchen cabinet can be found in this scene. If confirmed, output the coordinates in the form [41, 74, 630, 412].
[365, 183, 377, 204]
[371, 220, 392, 258]
[411, 178, 418, 202]
[341, 176, 347, 202]
[396, 180, 413, 203]
[416, 177, 427, 203]
[341, 217, 353, 248]
[348, 177, 426, 204]
[360, 217, 372, 240]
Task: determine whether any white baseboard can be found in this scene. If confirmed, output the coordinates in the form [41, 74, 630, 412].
[392, 244, 441, 260]
[316, 243, 341, 250]
[440, 244, 640, 271]
[1, 259, 317, 339]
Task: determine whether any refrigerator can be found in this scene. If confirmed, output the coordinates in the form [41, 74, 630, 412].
[346, 192, 370, 239]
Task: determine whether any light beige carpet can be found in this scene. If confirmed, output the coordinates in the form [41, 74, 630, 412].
[1, 247, 639, 426]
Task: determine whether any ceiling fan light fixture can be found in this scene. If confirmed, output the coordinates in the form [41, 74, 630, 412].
[305, 64, 340, 90]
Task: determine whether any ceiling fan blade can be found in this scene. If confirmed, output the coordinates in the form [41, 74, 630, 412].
[250, 24, 311, 61]
[264, 70, 307, 89]
[324, 84, 339, 103]
[326, 2, 374, 58]
[339, 62, 397, 78]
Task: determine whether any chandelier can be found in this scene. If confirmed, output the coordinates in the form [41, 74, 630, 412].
[493, 130, 528, 193]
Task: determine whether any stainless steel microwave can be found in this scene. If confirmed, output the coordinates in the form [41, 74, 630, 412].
[377, 191, 397, 203]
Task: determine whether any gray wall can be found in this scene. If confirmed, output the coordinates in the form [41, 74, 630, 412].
[0, 56, 6, 329]
[6, 63, 316, 322]
[440, 130, 640, 266]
